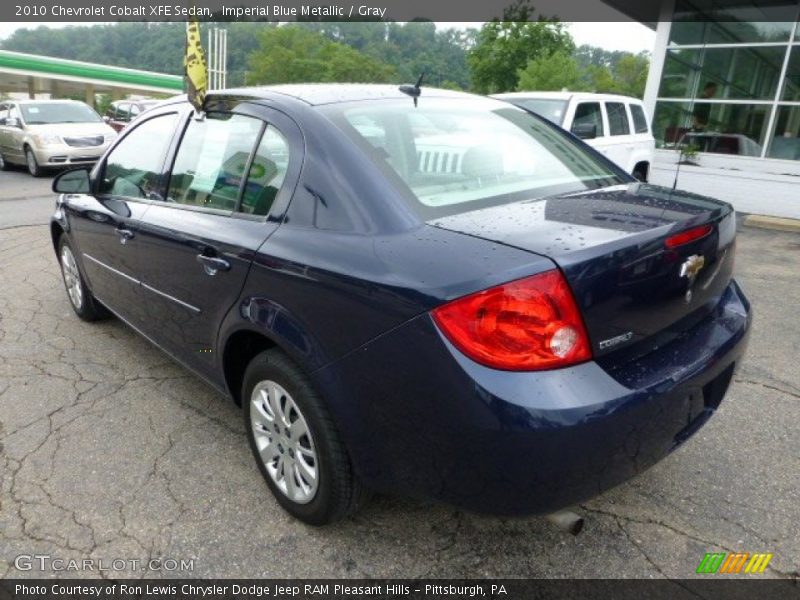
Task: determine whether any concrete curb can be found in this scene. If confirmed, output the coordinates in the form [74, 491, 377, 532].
[742, 215, 800, 233]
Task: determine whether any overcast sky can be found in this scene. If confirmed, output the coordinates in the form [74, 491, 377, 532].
[0, 21, 655, 54]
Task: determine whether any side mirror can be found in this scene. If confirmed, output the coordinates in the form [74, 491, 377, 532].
[53, 168, 91, 194]
[571, 122, 597, 140]
[6, 117, 22, 129]
[103, 116, 111, 123]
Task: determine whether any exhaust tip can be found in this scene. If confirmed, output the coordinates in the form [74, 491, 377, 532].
[545, 509, 584, 535]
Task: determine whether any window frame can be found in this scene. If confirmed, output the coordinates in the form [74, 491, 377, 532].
[163, 110, 267, 217]
[572, 101, 606, 137]
[605, 101, 632, 136]
[94, 111, 182, 202]
[629, 103, 650, 134]
[145, 101, 304, 223]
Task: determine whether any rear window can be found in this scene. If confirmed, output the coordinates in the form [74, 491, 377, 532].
[508, 98, 568, 125]
[606, 102, 631, 136]
[629, 104, 649, 134]
[323, 98, 622, 219]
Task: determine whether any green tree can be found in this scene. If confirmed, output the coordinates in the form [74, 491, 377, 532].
[467, 0, 574, 93]
[246, 26, 395, 85]
[611, 53, 649, 97]
[517, 51, 582, 91]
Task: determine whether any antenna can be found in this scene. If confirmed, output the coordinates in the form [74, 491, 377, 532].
[399, 72, 425, 107]
[672, 131, 688, 191]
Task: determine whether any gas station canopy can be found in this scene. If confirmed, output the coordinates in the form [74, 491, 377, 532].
[0, 49, 183, 103]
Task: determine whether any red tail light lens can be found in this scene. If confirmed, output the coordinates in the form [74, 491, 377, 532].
[665, 224, 713, 249]
[431, 270, 592, 371]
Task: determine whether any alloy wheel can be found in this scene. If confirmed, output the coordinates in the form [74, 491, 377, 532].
[249, 380, 319, 504]
[60, 245, 83, 310]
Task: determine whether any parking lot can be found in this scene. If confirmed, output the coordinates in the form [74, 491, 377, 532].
[1, 169, 799, 580]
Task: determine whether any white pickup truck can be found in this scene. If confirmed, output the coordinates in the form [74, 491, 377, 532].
[493, 91, 655, 182]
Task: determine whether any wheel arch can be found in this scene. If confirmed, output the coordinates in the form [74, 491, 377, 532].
[221, 328, 278, 406]
[50, 221, 65, 253]
[633, 160, 650, 181]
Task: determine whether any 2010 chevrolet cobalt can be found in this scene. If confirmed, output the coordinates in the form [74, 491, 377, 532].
[51, 85, 750, 525]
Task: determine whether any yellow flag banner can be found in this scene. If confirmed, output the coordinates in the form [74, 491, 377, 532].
[184, 18, 208, 113]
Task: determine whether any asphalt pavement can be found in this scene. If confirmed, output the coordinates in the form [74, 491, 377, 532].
[1, 168, 798, 579]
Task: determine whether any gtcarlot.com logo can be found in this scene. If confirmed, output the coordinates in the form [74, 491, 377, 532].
[14, 554, 195, 573]
[696, 552, 773, 574]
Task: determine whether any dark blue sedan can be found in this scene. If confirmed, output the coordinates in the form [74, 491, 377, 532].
[50, 85, 751, 525]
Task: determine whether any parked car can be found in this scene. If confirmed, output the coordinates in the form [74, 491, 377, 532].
[104, 99, 160, 132]
[50, 85, 750, 525]
[0, 99, 117, 177]
[494, 92, 655, 182]
[683, 132, 763, 157]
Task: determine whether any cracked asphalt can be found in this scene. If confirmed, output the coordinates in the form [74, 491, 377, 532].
[1, 170, 799, 580]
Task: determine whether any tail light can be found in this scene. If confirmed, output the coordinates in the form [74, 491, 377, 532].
[665, 224, 713, 249]
[431, 270, 592, 371]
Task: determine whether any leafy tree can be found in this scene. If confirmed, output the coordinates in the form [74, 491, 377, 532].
[467, 0, 574, 94]
[575, 45, 649, 97]
[610, 53, 649, 97]
[517, 51, 582, 91]
[246, 26, 395, 85]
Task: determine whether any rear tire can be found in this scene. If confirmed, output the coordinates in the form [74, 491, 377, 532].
[243, 349, 369, 525]
[57, 236, 109, 321]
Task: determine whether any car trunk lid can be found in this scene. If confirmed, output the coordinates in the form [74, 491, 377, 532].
[430, 183, 737, 360]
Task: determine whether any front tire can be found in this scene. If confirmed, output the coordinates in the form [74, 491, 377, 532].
[25, 147, 43, 177]
[243, 349, 368, 525]
[58, 236, 108, 321]
[0, 152, 10, 171]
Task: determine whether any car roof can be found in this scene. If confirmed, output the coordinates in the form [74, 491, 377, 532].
[217, 83, 475, 106]
[10, 99, 88, 105]
[493, 91, 644, 104]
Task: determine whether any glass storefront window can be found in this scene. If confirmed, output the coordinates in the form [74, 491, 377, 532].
[653, 101, 772, 157]
[659, 46, 785, 100]
[781, 46, 800, 101]
[670, 0, 796, 45]
[767, 106, 800, 160]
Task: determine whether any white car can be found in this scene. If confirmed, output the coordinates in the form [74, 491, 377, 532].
[493, 92, 655, 182]
[0, 99, 117, 177]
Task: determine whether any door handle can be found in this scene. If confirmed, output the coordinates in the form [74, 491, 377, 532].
[116, 228, 134, 244]
[196, 253, 231, 276]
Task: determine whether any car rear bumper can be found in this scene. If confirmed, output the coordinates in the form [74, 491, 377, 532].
[314, 279, 751, 515]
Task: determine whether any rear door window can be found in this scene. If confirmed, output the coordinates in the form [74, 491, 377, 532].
[606, 102, 631, 136]
[240, 126, 291, 216]
[573, 102, 605, 137]
[629, 104, 650, 134]
[166, 113, 263, 212]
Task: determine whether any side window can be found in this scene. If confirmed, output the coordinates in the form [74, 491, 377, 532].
[166, 113, 263, 212]
[240, 126, 291, 216]
[101, 113, 178, 198]
[629, 104, 650, 134]
[0, 104, 7, 124]
[130, 104, 141, 118]
[573, 103, 604, 137]
[118, 103, 131, 121]
[606, 102, 631, 136]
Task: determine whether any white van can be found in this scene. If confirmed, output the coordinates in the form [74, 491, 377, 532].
[493, 92, 655, 182]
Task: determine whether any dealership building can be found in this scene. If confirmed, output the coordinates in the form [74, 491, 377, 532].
[608, 0, 800, 217]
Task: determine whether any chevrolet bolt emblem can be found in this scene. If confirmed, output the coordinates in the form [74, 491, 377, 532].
[680, 254, 705, 281]
[680, 254, 705, 303]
